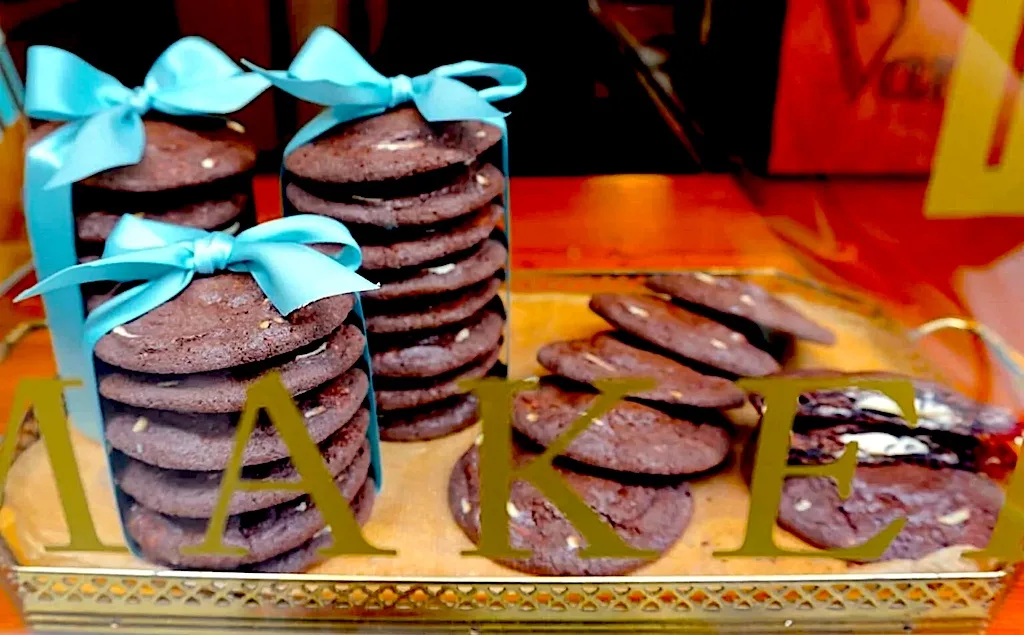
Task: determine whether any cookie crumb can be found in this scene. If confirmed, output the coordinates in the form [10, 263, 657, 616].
[222, 222, 241, 236]
[156, 380, 180, 388]
[506, 502, 521, 519]
[295, 341, 329, 361]
[132, 417, 149, 433]
[523, 376, 540, 383]
[376, 140, 426, 151]
[352, 194, 383, 203]
[739, 294, 756, 306]
[135, 443, 144, 454]
[591, 418, 606, 427]
[454, 328, 471, 343]
[226, 121, 246, 134]
[938, 508, 971, 525]
[794, 499, 812, 512]
[855, 394, 903, 416]
[475, 130, 488, 138]
[259, 320, 272, 329]
[670, 390, 684, 399]
[474, 434, 484, 446]
[200, 158, 217, 169]
[427, 263, 457, 275]
[711, 339, 728, 350]
[731, 332, 745, 342]
[582, 353, 617, 372]
[112, 326, 140, 338]
[565, 536, 580, 551]
[694, 272, 717, 284]
[272, 317, 286, 324]
[304, 406, 327, 419]
[475, 173, 490, 186]
[296, 501, 308, 512]
[460, 498, 472, 514]
[626, 305, 650, 318]
[526, 412, 539, 422]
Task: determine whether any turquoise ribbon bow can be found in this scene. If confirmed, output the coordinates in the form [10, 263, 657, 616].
[17, 215, 377, 439]
[22, 37, 271, 440]
[0, 29, 23, 133]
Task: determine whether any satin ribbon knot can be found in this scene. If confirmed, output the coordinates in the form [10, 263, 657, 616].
[388, 74, 415, 109]
[127, 85, 155, 114]
[190, 232, 235, 274]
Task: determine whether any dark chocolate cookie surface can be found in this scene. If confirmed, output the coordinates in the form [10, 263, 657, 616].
[449, 445, 693, 576]
[76, 193, 248, 244]
[647, 273, 836, 345]
[513, 383, 731, 475]
[777, 464, 1002, 562]
[371, 309, 504, 378]
[589, 294, 780, 377]
[99, 324, 365, 413]
[284, 108, 502, 184]
[378, 394, 480, 441]
[94, 274, 354, 374]
[375, 346, 500, 411]
[105, 369, 369, 470]
[365, 278, 502, 334]
[287, 163, 503, 228]
[365, 239, 507, 301]
[537, 333, 745, 408]
[359, 204, 502, 271]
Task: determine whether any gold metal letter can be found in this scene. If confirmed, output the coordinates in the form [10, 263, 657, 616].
[463, 377, 658, 559]
[181, 372, 395, 557]
[716, 377, 917, 560]
[965, 455, 1024, 561]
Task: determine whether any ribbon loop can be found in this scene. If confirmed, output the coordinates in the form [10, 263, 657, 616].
[191, 232, 235, 274]
[388, 74, 415, 109]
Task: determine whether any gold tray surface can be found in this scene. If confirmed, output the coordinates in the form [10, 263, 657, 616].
[0, 270, 1015, 632]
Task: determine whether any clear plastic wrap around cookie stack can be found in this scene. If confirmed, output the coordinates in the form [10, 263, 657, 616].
[285, 108, 508, 442]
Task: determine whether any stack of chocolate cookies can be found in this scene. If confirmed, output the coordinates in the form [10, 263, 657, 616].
[283, 108, 508, 441]
[95, 274, 375, 572]
[449, 273, 837, 575]
[756, 370, 1014, 561]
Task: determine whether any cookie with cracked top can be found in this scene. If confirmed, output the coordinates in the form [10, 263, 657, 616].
[589, 294, 780, 377]
[448, 445, 693, 576]
[358, 204, 502, 271]
[284, 108, 501, 184]
[375, 346, 500, 411]
[777, 464, 1001, 562]
[537, 332, 745, 408]
[647, 273, 836, 345]
[287, 163, 504, 228]
[105, 370, 369, 471]
[512, 382, 731, 475]
[365, 239, 507, 301]
[371, 309, 504, 378]
[365, 278, 502, 334]
[94, 274, 354, 375]
[378, 394, 480, 441]
[99, 324, 365, 413]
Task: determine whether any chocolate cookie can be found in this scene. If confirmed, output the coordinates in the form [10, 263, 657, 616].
[32, 120, 257, 192]
[777, 464, 1002, 562]
[99, 324, 365, 413]
[647, 273, 836, 345]
[513, 383, 731, 475]
[116, 418, 371, 516]
[105, 370, 369, 471]
[378, 395, 480, 441]
[365, 239, 507, 301]
[537, 333, 746, 408]
[287, 163, 504, 228]
[76, 193, 248, 244]
[371, 309, 504, 378]
[365, 278, 502, 334]
[449, 445, 693, 576]
[788, 424, 977, 471]
[359, 204, 502, 271]
[375, 346, 500, 411]
[589, 294, 781, 377]
[94, 274, 354, 374]
[245, 479, 376, 573]
[285, 108, 502, 184]
[126, 464, 372, 570]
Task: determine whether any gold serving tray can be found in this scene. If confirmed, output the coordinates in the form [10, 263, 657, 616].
[0, 269, 1018, 633]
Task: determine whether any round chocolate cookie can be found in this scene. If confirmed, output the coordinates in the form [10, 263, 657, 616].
[449, 445, 693, 576]
[116, 416, 371, 517]
[589, 294, 781, 377]
[287, 163, 504, 228]
[647, 273, 837, 345]
[76, 193, 248, 244]
[537, 332, 746, 408]
[376, 346, 500, 411]
[99, 324, 365, 413]
[359, 204, 502, 271]
[777, 464, 1002, 562]
[32, 120, 257, 192]
[284, 108, 502, 184]
[371, 309, 504, 378]
[246, 479, 376, 573]
[126, 464, 372, 570]
[365, 239, 507, 301]
[378, 394, 480, 441]
[513, 383, 731, 475]
[94, 274, 354, 374]
[365, 278, 501, 334]
[106, 370, 369, 470]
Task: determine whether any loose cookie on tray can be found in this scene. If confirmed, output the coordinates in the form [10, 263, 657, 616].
[589, 293, 780, 377]
[449, 445, 693, 576]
